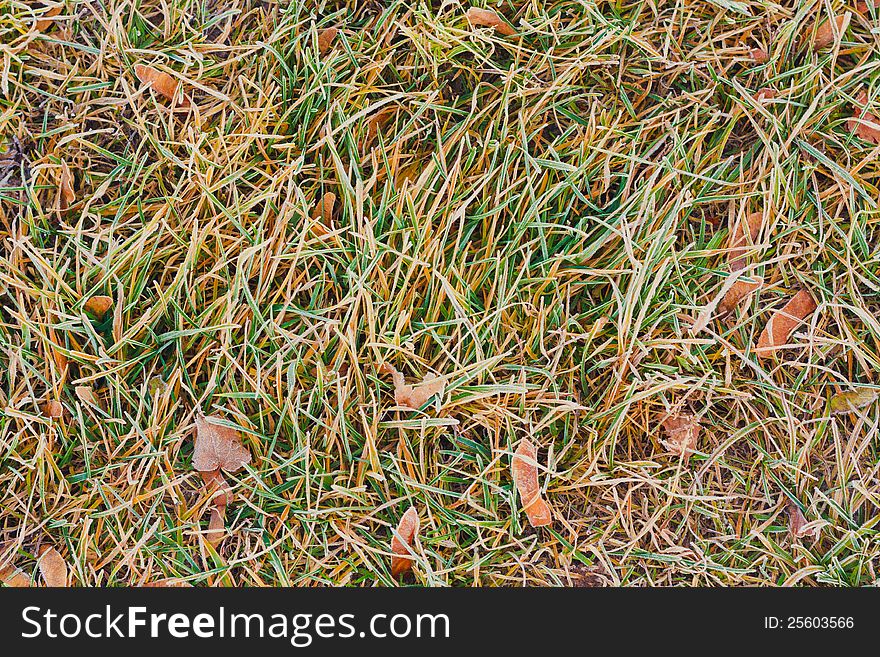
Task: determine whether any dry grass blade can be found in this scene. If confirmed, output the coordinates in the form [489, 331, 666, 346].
[38, 547, 68, 587]
[390, 506, 420, 577]
[466, 7, 516, 36]
[142, 579, 193, 587]
[756, 290, 818, 359]
[512, 439, 552, 528]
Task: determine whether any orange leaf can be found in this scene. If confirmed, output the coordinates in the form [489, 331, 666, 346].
[365, 106, 396, 145]
[717, 274, 762, 316]
[390, 506, 420, 577]
[728, 211, 763, 271]
[756, 289, 817, 359]
[84, 295, 113, 319]
[310, 191, 336, 238]
[200, 468, 232, 508]
[660, 414, 701, 456]
[318, 27, 338, 54]
[754, 88, 776, 103]
[379, 363, 445, 409]
[135, 64, 190, 107]
[0, 563, 31, 587]
[810, 14, 847, 50]
[193, 414, 252, 472]
[848, 91, 880, 144]
[41, 399, 64, 418]
[35, 4, 62, 31]
[466, 7, 516, 36]
[75, 385, 98, 405]
[206, 507, 226, 548]
[512, 439, 552, 527]
[38, 546, 68, 587]
[749, 47, 769, 63]
[58, 160, 74, 210]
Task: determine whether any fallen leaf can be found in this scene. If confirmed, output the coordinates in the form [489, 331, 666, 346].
[148, 375, 169, 398]
[35, 4, 62, 31]
[317, 27, 338, 54]
[206, 507, 225, 548]
[848, 91, 880, 144]
[134, 64, 190, 107]
[0, 563, 31, 587]
[142, 578, 192, 587]
[661, 414, 701, 456]
[829, 388, 879, 414]
[192, 414, 252, 472]
[466, 7, 516, 36]
[38, 546, 68, 587]
[200, 468, 232, 508]
[756, 289, 817, 359]
[365, 106, 395, 145]
[856, 0, 877, 13]
[83, 295, 113, 319]
[511, 439, 552, 527]
[41, 399, 64, 418]
[310, 191, 336, 238]
[749, 47, 769, 63]
[717, 274, 763, 316]
[787, 501, 819, 539]
[75, 385, 98, 405]
[810, 13, 847, 50]
[58, 160, 74, 210]
[390, 506, 420, 577]
[728, 211, 763, 271]
[379, 363, 445, 409]
[754, 88, 777, 103]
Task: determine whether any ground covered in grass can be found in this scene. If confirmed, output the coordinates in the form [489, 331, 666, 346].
[1, 0, 879, 587]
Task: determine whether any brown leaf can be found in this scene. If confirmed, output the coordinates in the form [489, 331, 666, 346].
[135, 64, 190, 107]
[754, 88, 777, 103]
[41, 399, 64, 418]
[58, 160, 74, 210]
[75, 385, 98, 405]
[661, 414, 701, 456]
[390, 506, 420, 577]
[206, 507, 226, 548]
[317, 27, 338, 54]
[142, 578, 192, 587]
[512, 439, 552, 528]
[466, 7, 516, 36]
[200, 468, 232, 507]
[35, 4, 62, 31]
[310, 191, 336, 238]
[787, 501, 819, 540]
[728, 211, 763, 271]
[84, 295, 113, 318]
[749, 47, 769, 63]
[38, 546, 68, 587]
[379, 363, 445, 409]
[856, 0, 877, 13]
[192, 414, 252, 472]
[810, 14, 847, 50]
[848, 91, 880, 144]
[829, 388, 879, 415]
[756, 289, 817, 359]
[365, 106, 395, 145]
[0, 563, 31, 587]
[717, 274, 762, 316]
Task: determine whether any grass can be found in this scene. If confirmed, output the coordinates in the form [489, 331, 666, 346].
[0, 0, 879, 587]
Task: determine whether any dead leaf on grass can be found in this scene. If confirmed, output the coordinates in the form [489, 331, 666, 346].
[135, 64, 190, 107]
[38, 546, 68, 587]
[829, 388, 879, 415]
[58, 160, 74, 210]
[661, 413, 701, 456]
[512, 439, 552, 527]
[84, 295, 113, 319]
[466, 7, 516, 36]
[318, 27, 338, 54]
[718, 274, 763, 316]
[192, 414, 252, 472]
[756, 289, 817, 359]
[809, 13, 847, 50]
[390, 506, 419, 577]
[379, 363, 445, 409]
[787, 501, 819, 540]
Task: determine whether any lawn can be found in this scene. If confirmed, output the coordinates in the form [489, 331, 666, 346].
[1, 0, 879, 587]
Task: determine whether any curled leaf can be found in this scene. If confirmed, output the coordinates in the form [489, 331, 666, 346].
[310, 191, 336, 238]
[206, 507, 226, 548]
[717, 274, 762, 316]
[728, 211, 763, 271]
[58, 160, 74, 210]
[810, 14, 847, 50]
[192, 414, 252, 472]
[379, 363, 445, 409]
[512, 439, 552, 528]
[317, 27, 338, 54]
[466, 7, 516, 36]
[756, 289, 817, 359]
[83, 295, 113, 319]
[390, 506, 420, 577]
[829, 388, 879, 415]
[787, 501, 819, 540]
[660, 413, 701, 456]
[200, 468, 232, 507]
[38, 546, 68, 587]
[135, 64, 190, 107]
